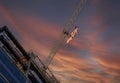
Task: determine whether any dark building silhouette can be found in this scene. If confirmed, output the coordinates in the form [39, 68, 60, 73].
[0, 26, 59, 83]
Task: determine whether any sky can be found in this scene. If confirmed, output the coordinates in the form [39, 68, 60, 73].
[0, 0, 120, 83]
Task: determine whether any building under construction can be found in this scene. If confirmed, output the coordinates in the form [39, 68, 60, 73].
[0, 26, 59, 83]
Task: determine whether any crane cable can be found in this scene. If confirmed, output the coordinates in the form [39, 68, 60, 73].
[45, 0, 86, 69]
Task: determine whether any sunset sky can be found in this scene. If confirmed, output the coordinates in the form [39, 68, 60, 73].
[0, 0, 120, 83]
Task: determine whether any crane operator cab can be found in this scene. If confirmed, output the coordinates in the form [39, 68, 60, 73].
[63, 26, 78, 44]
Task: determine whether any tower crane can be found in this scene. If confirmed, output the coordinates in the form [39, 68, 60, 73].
[44, 0, 86, 70]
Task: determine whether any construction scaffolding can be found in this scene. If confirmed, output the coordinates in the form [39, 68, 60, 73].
[0, 26, 59, 83]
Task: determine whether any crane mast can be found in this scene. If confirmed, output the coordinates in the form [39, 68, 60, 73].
[44, 0, 86, 70]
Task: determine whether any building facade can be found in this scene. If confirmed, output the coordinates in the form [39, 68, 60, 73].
[0, 26, 59, 83]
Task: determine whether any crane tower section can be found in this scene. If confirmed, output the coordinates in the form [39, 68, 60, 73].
[45, 0, 86, 69]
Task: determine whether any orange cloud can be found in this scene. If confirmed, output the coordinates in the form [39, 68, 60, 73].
[0, 5, 62, 58]
[50, 54, 114, 83]
[1, 4, 120, 83]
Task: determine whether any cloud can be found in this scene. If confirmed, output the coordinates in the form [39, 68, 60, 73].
[51, 54, 112, 83]
[1, 2, 120, 83]
[93, 52, 120, 76]
[0, 5, 62, 58]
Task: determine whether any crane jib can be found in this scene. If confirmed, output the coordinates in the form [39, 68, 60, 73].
[45, 0, 86, 69]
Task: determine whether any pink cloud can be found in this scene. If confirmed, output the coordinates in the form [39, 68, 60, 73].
[1, 4, 120, 83]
